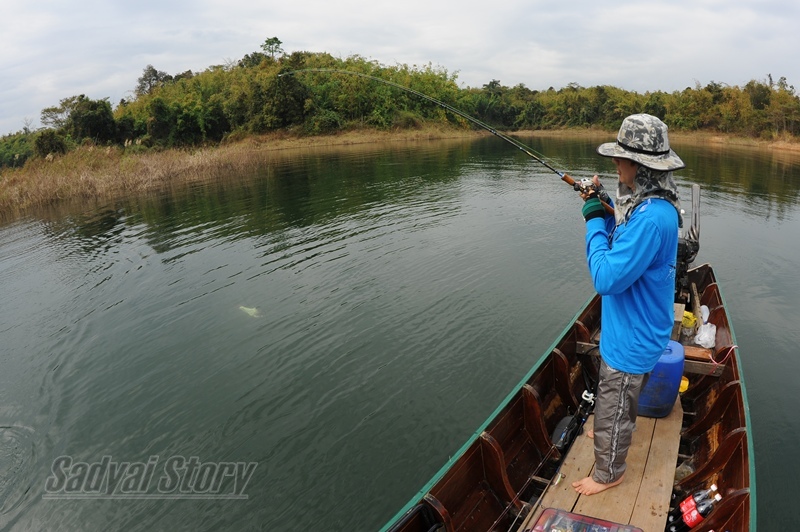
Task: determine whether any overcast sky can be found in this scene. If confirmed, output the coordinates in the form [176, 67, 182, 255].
[2, 0, 798, 135]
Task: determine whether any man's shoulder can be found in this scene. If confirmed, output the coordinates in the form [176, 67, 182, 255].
[632, 198, 677, 223]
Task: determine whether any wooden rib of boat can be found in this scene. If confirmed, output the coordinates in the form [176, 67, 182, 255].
[381, 187, 755, 532]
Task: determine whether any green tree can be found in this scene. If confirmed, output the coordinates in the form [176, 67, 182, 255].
[744, 79, 770, 110]
[667, 86, 713, 130]
[41, 95, 81, 129]
[516, 99, 546, 128]
[742, 79, 772, 136]
[33, 130, 68, 158]
[261, 73, 307, 130]
[173, 70, 194, 82]
[474, 80, 518, 127]
[239, 52, 268, 68]
[643, 92, 668, 119]
[261, 37, 284, 59]
[768, 77, 800, 136]
[115, 114, 141, 143]
[705, 81, 725, 105]
[145, 97, 174, 144]
[66, 95, 116, 143]
[136, 65, 173, 95]
[25, 48, 800, 153]
[717, 87, 753, 134]
[0, 131, 34, 168]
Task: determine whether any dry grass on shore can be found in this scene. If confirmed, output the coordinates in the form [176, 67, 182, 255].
[0, 127, 478, 218]
[2, 126, 800, 219]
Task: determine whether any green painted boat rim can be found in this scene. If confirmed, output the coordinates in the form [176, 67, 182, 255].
[713, 269, 757, 531]
[379, 295, 596, 532]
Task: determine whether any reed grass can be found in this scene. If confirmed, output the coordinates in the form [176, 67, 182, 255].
[0, 127, 477, 219]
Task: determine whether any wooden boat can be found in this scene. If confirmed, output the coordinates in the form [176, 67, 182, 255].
[381, 186, 755, 532]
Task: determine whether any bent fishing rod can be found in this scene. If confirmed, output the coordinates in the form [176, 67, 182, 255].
[278, 68, 613, 214]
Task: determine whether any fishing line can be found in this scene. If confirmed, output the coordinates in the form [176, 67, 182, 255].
[279, 69, 615, 214]
[277, 68, 608, 204]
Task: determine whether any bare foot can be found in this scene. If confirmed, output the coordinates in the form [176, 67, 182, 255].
[572, 474, 624, 495]
[586, 429, 594, 439]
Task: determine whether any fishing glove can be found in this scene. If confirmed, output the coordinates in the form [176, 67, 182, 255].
[582, 196, 605, 221]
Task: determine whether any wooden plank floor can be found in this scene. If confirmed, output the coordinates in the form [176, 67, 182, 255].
[519, 398, 683, 532]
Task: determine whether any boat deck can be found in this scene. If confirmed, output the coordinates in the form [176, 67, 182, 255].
[518, 398, 683, 532]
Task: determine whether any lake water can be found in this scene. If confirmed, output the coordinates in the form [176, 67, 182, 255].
[1, 134, 798, 530]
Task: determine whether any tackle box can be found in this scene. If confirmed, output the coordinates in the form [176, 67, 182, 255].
[527, 508, 644, 532]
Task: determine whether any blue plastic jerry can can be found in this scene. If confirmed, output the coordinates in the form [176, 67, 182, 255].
[638, 340, 685, 418]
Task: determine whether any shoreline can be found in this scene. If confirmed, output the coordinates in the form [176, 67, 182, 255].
[519, 127, 800, 152]
[2, 126, 800, 219]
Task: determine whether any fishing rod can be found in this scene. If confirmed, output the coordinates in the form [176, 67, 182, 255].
[278, 68, 613, 214]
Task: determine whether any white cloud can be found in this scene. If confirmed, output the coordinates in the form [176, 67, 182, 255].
[2, 0, 799, 134]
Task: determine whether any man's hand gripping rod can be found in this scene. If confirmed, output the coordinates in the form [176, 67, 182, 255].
[561, 174, 614, 214]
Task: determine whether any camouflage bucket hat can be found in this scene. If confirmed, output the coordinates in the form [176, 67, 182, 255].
[597, 113, 685, 171]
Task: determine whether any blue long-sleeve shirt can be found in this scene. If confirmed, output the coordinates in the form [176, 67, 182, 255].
[585, 198, 679, 374]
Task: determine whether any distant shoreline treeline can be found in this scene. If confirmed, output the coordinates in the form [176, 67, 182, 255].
[2, 38, 800, 170]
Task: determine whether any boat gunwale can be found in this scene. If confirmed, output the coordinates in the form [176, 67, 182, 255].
[704, 263, 757, 531]
[378, 295, 598, 531]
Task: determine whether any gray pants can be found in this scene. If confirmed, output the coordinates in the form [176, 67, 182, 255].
[592, 359, 649, 484]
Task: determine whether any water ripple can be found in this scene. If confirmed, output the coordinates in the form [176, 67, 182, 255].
[2, 137, 797, 530]
[0, 425, 36, 515]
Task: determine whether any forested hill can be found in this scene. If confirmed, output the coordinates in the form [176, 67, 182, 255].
[2, 38, 799, 169]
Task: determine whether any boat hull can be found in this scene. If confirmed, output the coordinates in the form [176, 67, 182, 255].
[381, 263, 755, 532]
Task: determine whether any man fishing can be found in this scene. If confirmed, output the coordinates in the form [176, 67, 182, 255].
[572, 114, 683, 495]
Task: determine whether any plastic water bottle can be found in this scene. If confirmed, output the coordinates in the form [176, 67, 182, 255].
[666, 493, 722, 532]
